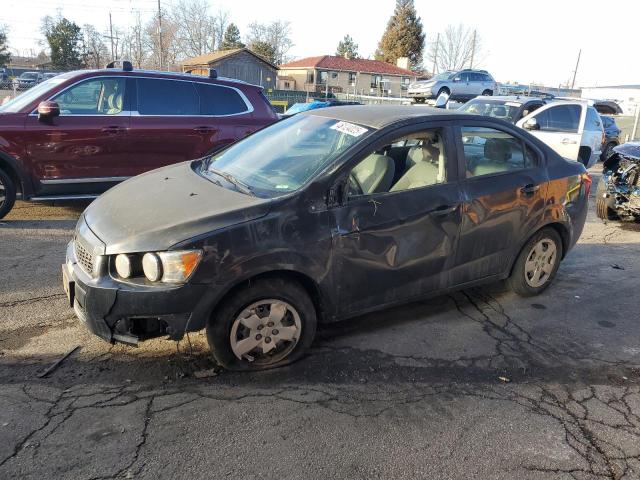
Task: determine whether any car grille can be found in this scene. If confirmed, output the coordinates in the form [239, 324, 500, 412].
[75, 240, 94, 276]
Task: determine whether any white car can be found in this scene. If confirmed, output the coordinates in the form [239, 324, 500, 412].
[516, 100, 604, 168]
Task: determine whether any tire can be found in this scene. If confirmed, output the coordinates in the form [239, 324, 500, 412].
[507, 227, 563, 297]
[0, 168, 16, 220]
[413, 97, 425, 104]
[437, 87, 450, 98]
[482, 89, 493, 96]
[595, 177, 617, 221]
[206, 277, 317, 371]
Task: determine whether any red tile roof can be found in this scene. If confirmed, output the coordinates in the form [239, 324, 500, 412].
[279, 55, 415, 76]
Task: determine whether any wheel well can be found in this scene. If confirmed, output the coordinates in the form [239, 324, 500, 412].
[0, 157, 22, 195]
[544, 223, 570, 259]
[578, 146, 591, 166]
[438, 86, 450, 95]
[482, 89, 493, 95]
[214, 270, 325, 322]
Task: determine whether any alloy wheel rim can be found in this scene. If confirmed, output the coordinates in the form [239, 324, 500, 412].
[524, 239, 557, 288]
[230, 299, 302, 365]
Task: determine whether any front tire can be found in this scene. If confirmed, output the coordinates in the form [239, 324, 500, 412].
[508, 228, 563, 297]
[0, 168, 16, 220]
[595, 177, 617, 221]
[482, 89, 493, 96]
[206, 277, 317, 371]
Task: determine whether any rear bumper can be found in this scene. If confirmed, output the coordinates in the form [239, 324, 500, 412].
[63, 241, 211, 344]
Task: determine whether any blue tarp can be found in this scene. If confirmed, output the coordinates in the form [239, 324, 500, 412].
[284, 101, 332, 115]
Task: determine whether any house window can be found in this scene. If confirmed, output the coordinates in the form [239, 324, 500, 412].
[371, 75, 382, 89]
[306, 71, 314, 84]
[401, 77, 410, 90]
[348, 72, 357, 86]
[319, 71, 328, 84]
[284, 81, 290, 89]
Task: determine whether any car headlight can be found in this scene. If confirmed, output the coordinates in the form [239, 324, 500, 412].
[113, 250, 202, 284]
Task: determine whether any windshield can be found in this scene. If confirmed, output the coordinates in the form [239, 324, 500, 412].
[0, 77, 66, 113]
[20, 73, 38, 80]
[203, 114, 371, 196]
[431, 71, 454, 81]
[460, 99, 521, 122]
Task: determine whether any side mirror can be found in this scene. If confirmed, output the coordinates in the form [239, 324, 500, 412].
[37, 101, 60, 122]
[523, 118, 539, 131]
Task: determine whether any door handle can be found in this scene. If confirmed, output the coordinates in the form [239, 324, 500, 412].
[194, 126, 217, 134]
[430, 204, 458, 217]
[520, 184, 540, 195]
[101, 126, 126, 134]
[561, 138, 577, 145]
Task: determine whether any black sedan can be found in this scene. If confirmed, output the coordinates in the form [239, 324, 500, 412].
[63, 106, 591, 370]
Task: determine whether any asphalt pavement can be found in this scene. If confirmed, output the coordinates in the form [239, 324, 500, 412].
[1, 169, 639, 479]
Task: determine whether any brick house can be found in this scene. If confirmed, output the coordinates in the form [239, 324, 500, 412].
[277, 56, 417, 97]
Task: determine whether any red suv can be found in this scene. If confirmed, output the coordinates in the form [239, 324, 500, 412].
[0, 62, 278, 218]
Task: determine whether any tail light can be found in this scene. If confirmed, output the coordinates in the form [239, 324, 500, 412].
[581, 172, 592, 195]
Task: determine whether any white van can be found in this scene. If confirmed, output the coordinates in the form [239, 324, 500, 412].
[516, 100, 604, 168]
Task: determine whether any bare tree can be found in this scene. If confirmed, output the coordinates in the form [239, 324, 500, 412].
[426, 24, 483, 72]
[212, 9, 230, 50]
[144, 15, 180, 70]
[128, 13, 146, 68]
[246, 20, 293, 65]
[83, 24, 108, 68]
[170, 0, 216, 58]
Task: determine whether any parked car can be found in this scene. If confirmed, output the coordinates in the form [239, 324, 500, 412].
[0, 62, 279, 219]
[43, 72, 59, 81]
[62, 105, 590, 370]
[515, 101, 604, 168]
[596, 142, 640, 221]
[0, 68, 10, 89]
[459, 95, 548, 123]
[408, 69, 497, 103]
[15, 71, 44, 90]
[600, 116, 621, 161]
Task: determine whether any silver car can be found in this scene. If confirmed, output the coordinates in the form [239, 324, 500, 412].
[408, 69, 497, 103]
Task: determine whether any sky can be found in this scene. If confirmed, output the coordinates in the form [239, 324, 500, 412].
[3, 0, 639, 87]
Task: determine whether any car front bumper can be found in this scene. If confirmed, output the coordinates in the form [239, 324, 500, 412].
[63, 241, 211, 345]
[407, 89, 436, 99]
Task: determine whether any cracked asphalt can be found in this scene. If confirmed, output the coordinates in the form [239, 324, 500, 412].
[1, 167, 640, 479]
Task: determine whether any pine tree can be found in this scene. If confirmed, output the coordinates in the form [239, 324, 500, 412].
[0, 30, 10, 67]
[336, 35, 358, 59]
[43, 17, 84, 70]
[220, 23, 244, 50]
[375, 0, 425, 68]
[248, 41, 276, 65]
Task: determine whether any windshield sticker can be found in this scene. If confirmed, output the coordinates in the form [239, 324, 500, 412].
[330, 121, 368, 137]
[505, 102, 521, 107]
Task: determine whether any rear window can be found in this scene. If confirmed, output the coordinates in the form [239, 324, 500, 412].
[585, 108, 603, 132]
[136, 78, 199, 115]
[196, 83, 249, 115]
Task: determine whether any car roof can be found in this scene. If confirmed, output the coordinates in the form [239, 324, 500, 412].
[302, 105, 465, 129]
[57, 68, 259, 88]
[472, 95, 545, 104]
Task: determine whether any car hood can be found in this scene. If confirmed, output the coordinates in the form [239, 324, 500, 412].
[84, 161, 272, 254]
[613, 142, 640, 161]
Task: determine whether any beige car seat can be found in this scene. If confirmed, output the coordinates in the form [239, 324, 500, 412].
[351, 154, 395, 195]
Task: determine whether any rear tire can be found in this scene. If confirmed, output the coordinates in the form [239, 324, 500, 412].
[482, 89, 493, 96]
[0, 168, 16, 220]
[206, 277, 317, 371]
[595, 177, 617, 221]
[508, 228, 563, 297]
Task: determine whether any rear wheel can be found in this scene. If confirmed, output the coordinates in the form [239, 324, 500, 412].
[595, 177, 617, 221]
[206, 278, 317, 371]
[0, 168, 16, 220]
[482, 89, 493, 96]
[508, 228, 563, 297]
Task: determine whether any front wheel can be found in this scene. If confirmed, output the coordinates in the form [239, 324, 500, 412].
[206, 278, 317, 371]
[0, 168, 16, 220]
[508, 228, 563, 297]
[482, 89, 493, 96]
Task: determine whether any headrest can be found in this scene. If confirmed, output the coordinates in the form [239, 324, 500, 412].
[484, 138, 511, 163]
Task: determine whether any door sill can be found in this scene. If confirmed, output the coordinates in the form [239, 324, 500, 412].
[30, 195, 99, 202]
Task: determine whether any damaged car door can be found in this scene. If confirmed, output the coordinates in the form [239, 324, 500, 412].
[330, 123, 462, 316]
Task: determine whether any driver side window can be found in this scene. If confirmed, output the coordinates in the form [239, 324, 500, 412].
[52, 78, 126, 115]
[348, 129, 447, 198]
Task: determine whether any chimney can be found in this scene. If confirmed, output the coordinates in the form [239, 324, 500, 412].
[396, 57, 409, 70]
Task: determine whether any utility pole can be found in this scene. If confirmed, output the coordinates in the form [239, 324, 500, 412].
[109, 13, 114, 61]
[432, 32, 440, 75]
[570, 49, 581, 90]
[157, 0, 163, 70]
[469, 30, 477, 69]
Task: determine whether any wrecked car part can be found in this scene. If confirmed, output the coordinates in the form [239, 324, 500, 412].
[597, 142, 640, 222]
